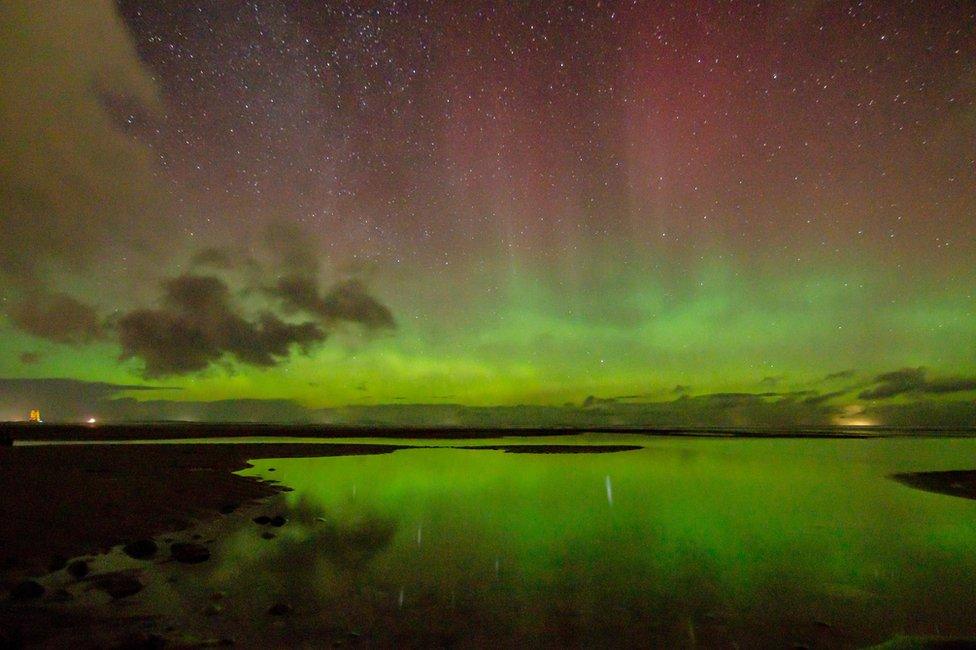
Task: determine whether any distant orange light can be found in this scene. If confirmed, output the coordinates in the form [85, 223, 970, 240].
[86, 417, 97, 424]
[833, 404, 876, 427]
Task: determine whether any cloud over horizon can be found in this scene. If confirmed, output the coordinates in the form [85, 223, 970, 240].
[859, 368, 976, 400]
[117, 274, 326, 377]
[3, 233, 397, 378]
[2, 375, 973, 429]
[272, 276, 396, 331]
[8, 292, 106, 345]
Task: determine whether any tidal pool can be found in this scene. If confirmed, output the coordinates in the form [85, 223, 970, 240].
[222, 436, 976, 647]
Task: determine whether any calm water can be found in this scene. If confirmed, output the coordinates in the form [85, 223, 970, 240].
[204, 436, 976, 647]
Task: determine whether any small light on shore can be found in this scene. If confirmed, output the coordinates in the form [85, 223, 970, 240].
[86, 417, 97, 424]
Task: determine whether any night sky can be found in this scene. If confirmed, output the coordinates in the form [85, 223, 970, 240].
[1, 1, 974, 425]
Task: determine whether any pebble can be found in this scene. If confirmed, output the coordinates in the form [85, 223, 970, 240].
[67, 560, 90, 579]
[171, 542, 210, 564]
[123, 539, 159, 560]
[268, 602, 292, 616]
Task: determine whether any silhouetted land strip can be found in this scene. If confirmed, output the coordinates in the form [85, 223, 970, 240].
[5, 422, 972, 442]
[454, 444, 642, 454]
[891, 470, 976, 501]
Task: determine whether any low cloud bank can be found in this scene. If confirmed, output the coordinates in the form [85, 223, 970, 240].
[3, 376, 973, 428]
[859, 368, 976, 400]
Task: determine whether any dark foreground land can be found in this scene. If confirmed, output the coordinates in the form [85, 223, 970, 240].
[0, 443, 406, 574]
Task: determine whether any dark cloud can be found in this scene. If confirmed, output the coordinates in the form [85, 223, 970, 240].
[272, 276, 395, 330]
[317, 391, 846, 429]
[859, 368, 926, 399]
[928, 378, 976, 394]
[18, 352, 41, 365]
[0, 0, 161, 283]
[862, 399, 976, 429]
[257, 219, 395, 330]
[859, 367, 976, 400]
[582, 395, 618, 408]
[320, 280, 396, 330]
[6, 291, 105, 344]
[802, 389, 849, 405]
[687, 393, 765, 408]
[272, 275, 320, 314]
[117, 274, 325, 377]
[0, 0, 172, 363]
[824, 369, 856, 381]
[5, 233, 395, 377]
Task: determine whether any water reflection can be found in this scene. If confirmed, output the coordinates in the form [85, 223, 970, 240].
[229, 440, 976, 647]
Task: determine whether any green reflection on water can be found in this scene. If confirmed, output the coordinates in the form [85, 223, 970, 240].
[233, 437, 976, 646]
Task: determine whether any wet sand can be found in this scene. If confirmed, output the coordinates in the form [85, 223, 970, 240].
[0, 442, 415, 647]
[0, 442, 405, 576]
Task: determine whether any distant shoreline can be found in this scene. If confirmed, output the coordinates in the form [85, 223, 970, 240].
[3, 422, 975, 443]
[891, 470, 976, 502]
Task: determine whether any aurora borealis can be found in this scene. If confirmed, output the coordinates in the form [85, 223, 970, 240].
[1, 1, 974, 425]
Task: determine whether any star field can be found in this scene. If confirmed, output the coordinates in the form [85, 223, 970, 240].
[0, 0, 973, 423]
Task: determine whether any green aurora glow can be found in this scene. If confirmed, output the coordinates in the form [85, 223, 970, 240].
[0, 1, 973, 425]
